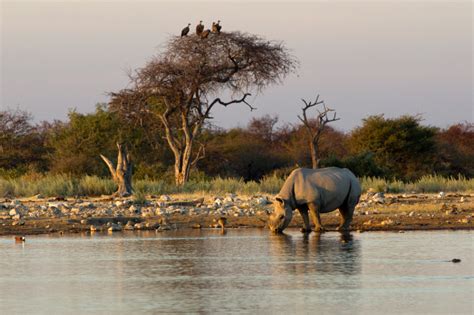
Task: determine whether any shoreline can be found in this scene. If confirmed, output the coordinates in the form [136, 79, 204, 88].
[1, 192, 472, 237]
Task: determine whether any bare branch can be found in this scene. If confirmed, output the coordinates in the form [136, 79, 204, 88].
[100, 154, 117, 181]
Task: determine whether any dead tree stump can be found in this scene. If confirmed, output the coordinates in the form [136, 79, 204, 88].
[100, 143, 132, 197]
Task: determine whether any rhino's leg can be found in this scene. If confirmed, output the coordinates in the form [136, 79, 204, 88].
[308, 202, 325, 233]
[297, 207, 312, 234]
[337, 204, 354, 231]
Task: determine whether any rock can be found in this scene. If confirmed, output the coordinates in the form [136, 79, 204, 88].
[460, 218, 469, 224]
[214, 198, 223, 207]
[408, 211, 415, 217]
[12, 220, 25, 226]
[363, 220, 373, 226]
[159, 195, 171, 202]
[192, 223, 202, 229]
[253, 197, 268, 206]
[156, 225, 171, 232]
[129, 205, 141, 214]
[460, 196, 465, 203]
[371, 192, 385, 204]
[108, 223, 122, 232]
[380, 219, 394, 226]
[34, 194, 44, 199]
[145, 222, 159, 229]
[9, 209, 19, 216]
[134, 223, 146, 230]
[90, 225, 98, 232]
[80, 219, 88, 224]
[438, 191, 446, 199]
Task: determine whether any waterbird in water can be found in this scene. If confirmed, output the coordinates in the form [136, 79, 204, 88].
[181, 23, 191, 37]
[451, 258, 461, 263]
[15, 236, 25, 242]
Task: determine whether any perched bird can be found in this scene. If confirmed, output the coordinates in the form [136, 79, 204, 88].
[215, 20, 222, 33]
[15, 236, 25, 242]
[196, 21, 204, 36]
[181, 23, 191, 37]
[200, 29, 211, 39]
[211, 22, 218, 33]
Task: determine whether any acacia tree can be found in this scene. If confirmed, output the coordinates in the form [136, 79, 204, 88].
[110, 31, 296, 185]
[297, 94, 339, 169]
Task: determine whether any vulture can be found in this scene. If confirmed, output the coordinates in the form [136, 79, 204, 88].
[200, 29, 211, 39]
[211, 22, 218, 33]
[196, 21, 204, 36]
[215, 20, 222, 34]
[181, 23, 191, 37]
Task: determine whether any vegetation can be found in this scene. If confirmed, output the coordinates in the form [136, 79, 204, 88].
[109, 32, 296, 185]
[0, 173, 472, 198]
[1, 106, 473, 190]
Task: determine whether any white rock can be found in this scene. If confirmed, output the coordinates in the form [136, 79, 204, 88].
[438, 192, 446, 199]
[9, 209, 18, 216]
[160, 195, 171, 202]
[254, 197, 268, 206]
[214, 198, 223, 207]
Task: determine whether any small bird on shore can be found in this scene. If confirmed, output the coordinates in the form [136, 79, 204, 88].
[196, 21, 204, 36]
[217, 217, 227, 231]
[15, 236, 25, 242]
[181, 23, 191, 37]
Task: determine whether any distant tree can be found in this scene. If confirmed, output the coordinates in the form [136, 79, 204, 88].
[297, 94, 340, 168]
[109, 32, 296, 185]
[200, 120, 287, 181]
[46, 105, 122, 176]
[435, 122, 474, 177]
[0, 108, 48, 176]
[278, 124, 348, 168]
[248, 114, 279, 142]
[349, 115, 437, 180]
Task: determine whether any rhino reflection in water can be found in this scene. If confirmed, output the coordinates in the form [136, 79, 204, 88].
[268, 167, 361, 233]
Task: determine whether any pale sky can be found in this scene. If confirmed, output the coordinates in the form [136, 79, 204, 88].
[1, 0, 472, 130]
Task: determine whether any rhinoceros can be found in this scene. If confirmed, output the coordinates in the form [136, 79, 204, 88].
[268, 167, 361, 233]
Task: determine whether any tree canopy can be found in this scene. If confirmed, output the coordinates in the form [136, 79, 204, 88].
[110, 31, 297, 185]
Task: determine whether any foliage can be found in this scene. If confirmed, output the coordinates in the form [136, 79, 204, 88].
[109, 32, 297, 185]
[434, 122, 474, 177]
[0, 108, 49, 174]
[1, 173, 472, 198]
[349, 115, 437, 180]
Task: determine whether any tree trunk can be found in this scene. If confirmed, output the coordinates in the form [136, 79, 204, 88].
[309, 140, 319, 169]
[100, 143, 133, 196]
[173, 142, 192, 186]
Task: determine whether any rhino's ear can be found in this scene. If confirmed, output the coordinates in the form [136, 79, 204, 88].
[275, 197, 285, 207]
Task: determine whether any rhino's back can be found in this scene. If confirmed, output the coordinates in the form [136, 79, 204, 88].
[288, 167, 359, 212]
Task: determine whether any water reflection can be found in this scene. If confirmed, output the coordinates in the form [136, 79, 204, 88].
[269, 232, 361, 276]
[1, 230, 472, 314]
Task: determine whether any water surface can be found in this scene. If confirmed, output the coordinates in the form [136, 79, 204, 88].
[1, 230, 472, 314]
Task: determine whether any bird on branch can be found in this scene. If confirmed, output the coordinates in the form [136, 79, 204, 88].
[196, 20, 204, 36]
[212, 20, 222, 34]
[201, 29, 211, 39]
[181, 23, 191, 37]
